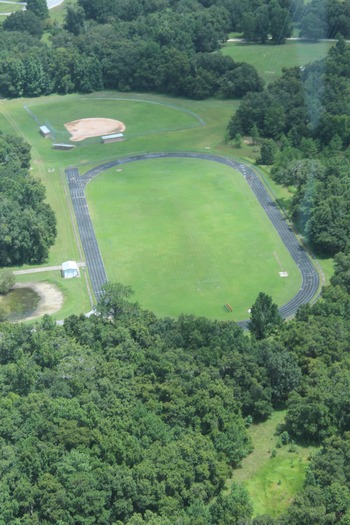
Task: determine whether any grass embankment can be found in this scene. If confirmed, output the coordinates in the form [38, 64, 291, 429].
[222, 40, 334, 84]
[229, 411, 317, 517]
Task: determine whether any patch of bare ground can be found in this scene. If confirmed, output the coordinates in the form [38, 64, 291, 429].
[64, 118, 126, 142]
[13, 282, 63, 320]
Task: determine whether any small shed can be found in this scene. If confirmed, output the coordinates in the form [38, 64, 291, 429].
[102, 133, 124, 144]
[39, 125, 51, 138]
[62, 261, 79, 279]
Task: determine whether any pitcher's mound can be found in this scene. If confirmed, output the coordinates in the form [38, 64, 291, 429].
[65, 118, 126, 142]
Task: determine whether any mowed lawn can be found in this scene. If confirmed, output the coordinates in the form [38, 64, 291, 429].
[222, 40, 334, 84]
[25, 96, 201, 143]
[86, 157, 301, 320]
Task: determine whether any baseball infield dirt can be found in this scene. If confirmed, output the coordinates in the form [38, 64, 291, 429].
[64, 118, 126, 142]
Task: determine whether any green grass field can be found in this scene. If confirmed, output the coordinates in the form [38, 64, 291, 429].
[25, 96, 202, 143]
[48, 0, 72, 24]
[222, 40, 334, 84]
[229, 411, 317, 517]
[87, 157, 300, 320]
[0, 2, 24, 14]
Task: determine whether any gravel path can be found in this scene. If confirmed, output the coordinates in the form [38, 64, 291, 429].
[66, 153, 320, 323]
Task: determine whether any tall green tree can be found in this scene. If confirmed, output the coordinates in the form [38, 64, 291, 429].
[249, 292, 283, 340]
[258, 139, 278, 165]
[26, 0, 49, 19]
[0, 270, 15, 294]
[64, 4, 86, 35]
[3, 11, 44, 37]
[209, 483, 253, 524]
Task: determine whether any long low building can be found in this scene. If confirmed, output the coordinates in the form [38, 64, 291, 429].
[101, 133, 124, 143]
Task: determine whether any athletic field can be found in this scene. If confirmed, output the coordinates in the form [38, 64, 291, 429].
[86, 157, 300, 320]
[0, 91, 317, 319]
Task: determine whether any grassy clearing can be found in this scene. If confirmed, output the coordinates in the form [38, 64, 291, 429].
[221, 40, 334, 84]
[315, 257, 334, 284]
[0, 2, 23, 13]
[87, 157, 301, 321]
[0, 91, 304, 318]
[48, 0, 72, 25]
[229, 411, 317, 517]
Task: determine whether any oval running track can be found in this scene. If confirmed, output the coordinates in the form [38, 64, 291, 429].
[66, 152, 320, 325]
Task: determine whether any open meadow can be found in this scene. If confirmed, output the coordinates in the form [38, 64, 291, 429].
[222, 40, 334, 84]
[0, 90, 313, 320]
[229, 411, 318, 517]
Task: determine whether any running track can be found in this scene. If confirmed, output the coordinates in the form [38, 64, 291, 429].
[66, 153, 320, 324]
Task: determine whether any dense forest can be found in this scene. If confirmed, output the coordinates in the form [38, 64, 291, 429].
[1, 269, 350, 524]
[0, 0, 268, 99]
[2, 0, 350, 99]
[0, 133, 56, 266]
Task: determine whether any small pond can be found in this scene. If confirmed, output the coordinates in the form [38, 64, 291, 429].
[0, 287, 40, 321]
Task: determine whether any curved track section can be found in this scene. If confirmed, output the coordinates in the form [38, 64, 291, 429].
[66, 153, 320, 322]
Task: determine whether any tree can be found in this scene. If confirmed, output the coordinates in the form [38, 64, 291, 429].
[0, 135, 56, 266]
[233, 133, 242, 148]
[330, 252, 350, 293]
[255, 341, 301, 405]
[0, 270, 15, 295]
[255, 4, 270, 43]
[209, 483, 253, 524]
[250, 123, 260, 145]
[26, 0, 49, 19]
[23, 55, 52, 96]
[96, 281, 136, 318]
[64, 4, 86, 35]
[3, 11, 44, 37]
[218, 63, 264, 98]
[242, 12, 257, 41]
[299, 0, 328, 40]
[263, 102, 286, 138]
[249, 292, 283, 340]
[258, 139, 278, 165]
[268, 0, 293, 44]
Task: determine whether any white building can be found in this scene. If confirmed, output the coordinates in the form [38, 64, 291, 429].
[62, 261, 79, 279]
